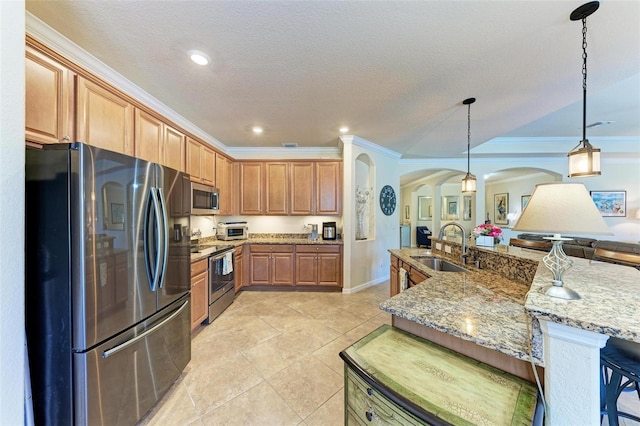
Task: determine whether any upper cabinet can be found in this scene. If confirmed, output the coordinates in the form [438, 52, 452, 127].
[163, 125, 186, 172]
[76, 76, 134, 156]
[316, 161, 342, 215]
[239, 160, 342, 216]
[291, 161, 342, 216]
[186, 138, 215, 184]
[239, 162, 264, 215]
[216, 153, 234, 215]
[265, 162, 289, 215]
[25, 45, 75, 144]
[134, 108, 163, 164]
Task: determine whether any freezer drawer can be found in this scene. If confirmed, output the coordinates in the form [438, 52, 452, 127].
[73, 297, 191, 425]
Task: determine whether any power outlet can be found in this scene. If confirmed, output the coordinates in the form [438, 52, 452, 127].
[435, 242, 442, 251]
[444, 245, 452, 254]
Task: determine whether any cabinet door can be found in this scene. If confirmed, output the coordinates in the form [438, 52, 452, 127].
[190, 271, 208, 331]
[239, 162, 264, 215]
[163, 125, 185, 172]
[290, 162, 314, 215]
[317, 252, 342, 287]
[271, 253, 295, 286]
[201, 145, 215, 185]
[76, 76, 134, 156]
[265, 162, 289, 215]
[134, 108, 162, 163]
[295, 252, 318, 286]
[25, 46, 74, 144]
[186, 137, 202, 181]
[390, 264, 399, 297]
[316, 162, 342, 215]
[248, 252, 271, 285]
[216, 154, 233, 215]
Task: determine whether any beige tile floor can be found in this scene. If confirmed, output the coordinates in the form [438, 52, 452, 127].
[139, 282, 392, 425]
[139, 280, 639, 425]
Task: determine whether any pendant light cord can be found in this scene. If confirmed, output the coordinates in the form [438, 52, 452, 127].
[581, 17, 588, 143]
[467, 102, 471, 173]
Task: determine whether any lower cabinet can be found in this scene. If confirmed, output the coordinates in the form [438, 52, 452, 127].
[390, 254, 428, 297]
[234, 246, 244, 293]
[247, 245, 295, 286]
[295, 245, 342, 287]
[243, 243, 342, 289]
[190, 258, 208, 331]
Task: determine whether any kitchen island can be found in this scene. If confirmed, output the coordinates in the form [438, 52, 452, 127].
[383, 239, 640, 425]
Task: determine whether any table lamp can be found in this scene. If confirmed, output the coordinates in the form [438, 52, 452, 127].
[512, 182, 612, 300]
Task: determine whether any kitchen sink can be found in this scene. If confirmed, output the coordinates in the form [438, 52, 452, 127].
[411, 256, 469, 273]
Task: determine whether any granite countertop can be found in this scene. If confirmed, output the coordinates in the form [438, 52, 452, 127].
[381, 248, 544, 365]
[190, 236, 343, 262]
[524, 256, 640, 343]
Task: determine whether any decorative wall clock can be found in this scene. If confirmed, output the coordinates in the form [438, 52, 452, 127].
[379, 185, 396, 216]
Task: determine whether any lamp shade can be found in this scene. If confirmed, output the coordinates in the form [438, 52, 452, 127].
[512, 182, 611, 235]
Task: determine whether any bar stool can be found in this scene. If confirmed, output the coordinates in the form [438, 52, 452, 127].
[600, 337, 640, 426]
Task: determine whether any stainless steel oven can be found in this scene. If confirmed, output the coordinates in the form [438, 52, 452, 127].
[205, 247, 235, 323]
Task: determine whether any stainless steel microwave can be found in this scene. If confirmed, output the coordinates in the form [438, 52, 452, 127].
[191, 182, 219, 215]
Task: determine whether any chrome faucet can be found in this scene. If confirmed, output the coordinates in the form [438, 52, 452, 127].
[438, 222, 468, 264]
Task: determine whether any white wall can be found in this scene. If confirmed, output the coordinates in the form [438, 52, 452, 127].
[399, 155, 640, 243]
[0, 1, 25, 423]
[341, 136, 401, 293]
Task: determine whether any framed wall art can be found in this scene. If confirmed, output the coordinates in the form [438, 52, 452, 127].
[590, 190, 626, 217]
[494, 193, 509, 225]
[521, 195, 531, 211]
[463, 195, 472, 221]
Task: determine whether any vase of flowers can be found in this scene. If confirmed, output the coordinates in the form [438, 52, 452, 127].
[472, 223, 503, 246]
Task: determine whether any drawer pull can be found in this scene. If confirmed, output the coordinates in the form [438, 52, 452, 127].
[365, 410, 374, 421]
[366, 388, 373, 396]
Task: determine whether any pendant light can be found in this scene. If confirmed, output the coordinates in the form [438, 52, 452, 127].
[567, 1, 601, 177]
[461, 97, 477, 193]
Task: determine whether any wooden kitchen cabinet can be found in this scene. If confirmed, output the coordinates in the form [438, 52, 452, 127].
[186, 137, 202, 181]
[247, 245, 294, 286]
[316, 161, 342, 215]
[289, 162, 314, 215]
[239, 162, 264, 215]
[25, 45, 75, 145]
[290, 161, 342, 216]
[76, 76, 134, 156]
[190, 258, 208, 331]
[233, 246, 244, 293]
[295, 245, 342, 287]
[216, 153, 234, 215]
[134, 108, 163, 163]
[390, 255, 399, 296]
[163, 124, 185, 172]
[201, 145, 215, 185]
[186, 137, 215, 184]
[265, 162, 289, 215]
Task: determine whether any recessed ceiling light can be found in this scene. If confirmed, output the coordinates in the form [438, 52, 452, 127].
[339, 126, 350, 133]
[252, 126, 263, 134]
[188, 50, 210, 66]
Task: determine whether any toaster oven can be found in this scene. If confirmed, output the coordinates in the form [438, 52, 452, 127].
[217, 222, 248, 241]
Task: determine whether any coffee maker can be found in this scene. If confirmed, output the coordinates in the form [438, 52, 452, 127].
[322, 222, 337, 240]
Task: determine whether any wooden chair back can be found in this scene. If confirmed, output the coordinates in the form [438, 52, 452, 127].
[593, 247, 640, 268]
[509, 238, 552, 251]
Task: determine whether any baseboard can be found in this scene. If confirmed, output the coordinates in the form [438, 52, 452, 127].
[342, 276, 388, 294]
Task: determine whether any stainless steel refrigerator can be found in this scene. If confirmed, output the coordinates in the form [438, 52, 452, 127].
[25, 143, 192, 425]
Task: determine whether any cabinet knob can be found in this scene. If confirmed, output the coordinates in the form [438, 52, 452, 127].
[365, 410, 374, 421]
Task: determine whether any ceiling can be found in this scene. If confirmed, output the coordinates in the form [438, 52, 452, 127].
[26, 1, 640, 159]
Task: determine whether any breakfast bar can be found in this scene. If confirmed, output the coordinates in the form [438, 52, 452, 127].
[381, 239, 640, 425]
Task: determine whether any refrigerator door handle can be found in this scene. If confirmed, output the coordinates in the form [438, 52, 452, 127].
[143, 187, 154, 291]
[145, 187, 163, 292]
[101, 299, 189, 359]
[156, 188, 169, 289]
